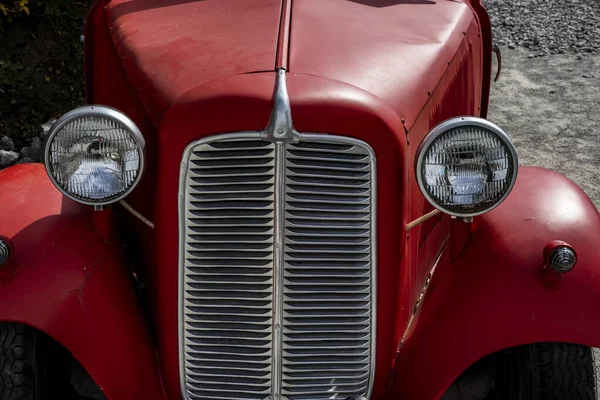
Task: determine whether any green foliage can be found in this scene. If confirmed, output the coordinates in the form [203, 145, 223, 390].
[0, 0, 95, 148]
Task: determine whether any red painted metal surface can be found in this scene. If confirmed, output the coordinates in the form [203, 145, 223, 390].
[403, 19, 483, 335]
[389, 167, 600, 400]
[104, 0, 282, 122]
[289, 0, 477, 130]
[473, 0, 494, 117]
[464, 0, 493, 116]
[0, 164, 165, 400]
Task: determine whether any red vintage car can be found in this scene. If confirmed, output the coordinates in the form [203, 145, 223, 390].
[0, 0, 599, 399]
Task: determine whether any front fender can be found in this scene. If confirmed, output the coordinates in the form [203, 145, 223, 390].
[0, 164, 164, 400]
[388, 166, 600, 400]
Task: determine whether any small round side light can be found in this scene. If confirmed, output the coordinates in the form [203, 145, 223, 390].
[0, 238, 12, 266]
[544, 240, 577, 274]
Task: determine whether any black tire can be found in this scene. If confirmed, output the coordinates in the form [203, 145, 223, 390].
[516, 343, 598, 400]
[0, 323, 36, 400]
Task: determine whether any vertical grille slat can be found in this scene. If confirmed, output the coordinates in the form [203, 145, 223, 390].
[181, 133, 376, 400]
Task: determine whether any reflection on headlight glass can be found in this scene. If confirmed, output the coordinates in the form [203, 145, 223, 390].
[422, 127, 515, 214]
[49, 117, 140, 202]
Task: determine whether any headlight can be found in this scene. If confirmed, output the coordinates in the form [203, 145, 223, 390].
[44, 105, 145, 206]
[416, 117, 518, 217]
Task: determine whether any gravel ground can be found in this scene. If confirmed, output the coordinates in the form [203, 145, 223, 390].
[485, 0, 600, 56]
[488, 50, 600, 208]
[485, 0, 600, 209]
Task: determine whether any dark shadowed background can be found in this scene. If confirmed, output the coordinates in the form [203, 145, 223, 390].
[0, 0, 94, 152]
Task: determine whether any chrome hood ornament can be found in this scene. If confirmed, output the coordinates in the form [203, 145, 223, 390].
[262, 68, 301, 143]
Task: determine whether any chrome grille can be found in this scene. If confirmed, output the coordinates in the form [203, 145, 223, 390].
[180, 133, 376, 400]
[282, 139, 375, 400]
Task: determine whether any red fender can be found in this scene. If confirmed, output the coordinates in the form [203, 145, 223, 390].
[388, 166, 600, 400]
[0, 164, 165, 400]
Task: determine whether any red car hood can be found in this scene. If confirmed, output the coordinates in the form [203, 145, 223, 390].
[106, 0, 475, 129]
[105, 0, 282, 121]
[288, 0, 476, 129]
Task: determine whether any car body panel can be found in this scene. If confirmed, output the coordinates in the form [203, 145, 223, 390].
[0, 164, 164, 400]
[389, 167, 600, 399]
[289, 0, 477, 129]
[104, 0, 283, 122]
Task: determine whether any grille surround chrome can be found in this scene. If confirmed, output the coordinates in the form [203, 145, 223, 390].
[179, 132, 377, 400]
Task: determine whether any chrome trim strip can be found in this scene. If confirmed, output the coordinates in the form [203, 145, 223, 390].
[271, 141, 286, 399]
[118, 200, 154, 229]
[415, 116, 519, 218]
[399, 242, 447, 350]
[369, 138, 377, 400]
[266, 67, 296, 400]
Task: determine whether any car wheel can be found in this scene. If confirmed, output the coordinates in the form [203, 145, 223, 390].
[0, 322, 36, 400]
[514, 343, 599, 400]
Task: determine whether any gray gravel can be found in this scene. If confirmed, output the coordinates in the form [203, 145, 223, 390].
[485, 0, 600, 208]
[19, 137, 42, 163]
[485, 0, 600, 56]
[0, 150, 19, 168]
[594, 349, 600, 400]
[40, 119, 55, 140]
[0, 123, 48, 170]
[0, 136, 14, 152]
[15, 157, 34, 165]
[489, 49, 600, 209]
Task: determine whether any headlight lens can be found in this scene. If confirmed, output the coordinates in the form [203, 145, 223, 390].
[416, 117, 518, 217]
[45, 106, 145, 205]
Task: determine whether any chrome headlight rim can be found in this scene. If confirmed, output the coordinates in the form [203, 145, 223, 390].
[415, 116, 518, 218]
[44, 105, 146, 206]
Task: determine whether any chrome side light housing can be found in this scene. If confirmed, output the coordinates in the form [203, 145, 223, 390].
[0, 238, 11, 266]
[44, 105, 145, 206]
[416, 117, 518, 217]
[544, 241, 577, 274]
